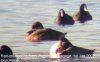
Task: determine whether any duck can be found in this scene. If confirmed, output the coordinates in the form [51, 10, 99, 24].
[50, 37, 72, 58]
[54, 9, 74, 26]
[0, 45, 13, 55]
[73, 3, 92, 23]
[50, 37, 95, 58]
[0, 45, 16, 60]
[26, 28, 67, 42]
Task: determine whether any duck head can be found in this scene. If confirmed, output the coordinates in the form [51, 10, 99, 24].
[0, 45, 13, 55]
[59, 37, 72, 50]
[80, 3, 88, 12]
[32, 21, 44, 29]
[58, 9, 66, 17]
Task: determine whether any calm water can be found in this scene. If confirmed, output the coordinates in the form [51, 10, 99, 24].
[0, 0, 100, 62]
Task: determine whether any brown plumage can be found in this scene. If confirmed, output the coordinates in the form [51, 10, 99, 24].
[32, 21, 44, 29]
[49, 37, 72, 58]
[26, 21, 44, 36]
[61, 46, 95, 58]
[26, 28, 67, 42]
[54, 9, 74, 26]
[50, 37, 95, 58]
[73, 3, 92, 23]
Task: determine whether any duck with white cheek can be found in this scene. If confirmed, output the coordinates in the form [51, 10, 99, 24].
[50, 37, 72, 58]
[73, 3, 92, 23]
[54, 9, 75, 26]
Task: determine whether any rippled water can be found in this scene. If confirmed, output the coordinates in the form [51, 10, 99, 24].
[0, 0, 100, 62]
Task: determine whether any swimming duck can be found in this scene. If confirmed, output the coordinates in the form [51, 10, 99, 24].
[61, 46, 95, 58]
[50, 37, 72, 58]
[73, 3, 92, 23]
[54, 9, 74, 26]
[50, 37, 95, 58]
[26, 28, 67, 42]
[0, 45, 16, 60]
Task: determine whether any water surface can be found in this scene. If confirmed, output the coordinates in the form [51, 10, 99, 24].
[0, 0, 100, 62]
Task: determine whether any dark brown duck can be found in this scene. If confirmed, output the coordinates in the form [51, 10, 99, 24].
[73, 3, 92, 23]
[54, 9, 74, 26]
[26, 28, 67, 42]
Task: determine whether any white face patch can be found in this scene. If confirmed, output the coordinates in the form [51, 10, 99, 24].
[60, 10, 64, 17]
[84, 6, 88, 11]
[50, 43, 61, 58]
[60, 12, 64, 17]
